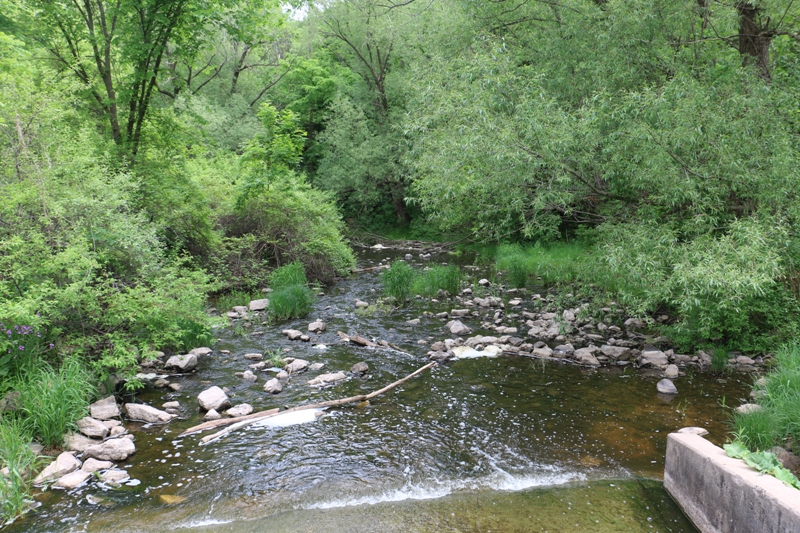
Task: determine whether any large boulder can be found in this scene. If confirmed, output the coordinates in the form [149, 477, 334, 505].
[197, 386, 231, 411]
[448, 320, 471, 336]
[90, 396, 120, 421]
[34, 452, 81, 485]
[77, 417, 109, 439]
[124, 403, 175, 423]
[599, 345, 632, 362]
[83, 437, 136, 462]
[165, 353, 197, 372]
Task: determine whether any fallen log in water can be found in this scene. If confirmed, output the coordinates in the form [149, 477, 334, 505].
[189, 361, 437, 445]
[177, 408, 280, 438]
[337, 331, 378, 347]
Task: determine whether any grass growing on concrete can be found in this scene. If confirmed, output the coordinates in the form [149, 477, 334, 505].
[733, 343, 800, 453]
[382, 261, 415, 304]
[412, 265, 462, 297]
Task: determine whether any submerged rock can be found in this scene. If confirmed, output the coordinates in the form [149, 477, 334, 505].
[307, 372, 347, 387]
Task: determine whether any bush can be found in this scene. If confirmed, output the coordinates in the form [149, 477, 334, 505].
[269, 262, 308, 289]
[382, 261, 415, 303]
[0, 419, 38, 523]
[269, 285, 315, 320]
[412, 265, 462, 297]
[15, 358, 97, 448]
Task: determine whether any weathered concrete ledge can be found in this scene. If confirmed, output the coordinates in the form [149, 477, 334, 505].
[664, 432, 800, 533]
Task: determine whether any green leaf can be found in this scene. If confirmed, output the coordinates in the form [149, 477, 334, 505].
[724, 441, 750, 459]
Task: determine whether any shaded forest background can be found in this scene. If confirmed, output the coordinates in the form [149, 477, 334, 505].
[1, 0, 800, 382]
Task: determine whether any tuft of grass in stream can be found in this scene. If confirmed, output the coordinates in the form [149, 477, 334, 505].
[495, 242, 590, 288]
[268, 262, 314, 320]
[382, 261, 415, 304]
[412, 265, 462, 297]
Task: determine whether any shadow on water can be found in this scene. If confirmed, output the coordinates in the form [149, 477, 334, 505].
[7, 247, 750, 533]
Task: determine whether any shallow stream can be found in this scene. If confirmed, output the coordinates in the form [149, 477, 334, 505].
[8, 247, 753, 533]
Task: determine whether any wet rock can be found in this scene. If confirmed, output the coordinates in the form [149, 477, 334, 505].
[624, 318, 645, 329]
[90, 396, 120, 421]
[450, 309, 470, 317]
[308, 372, 347, 387]
[241, 370, 258, 382]
[575, 348, 600, 366]
[204, 409, 222, 421]
[599, 345, 632, 362]
[165, 353, 198, 372]
[448, 320, 471, 336]
[168, 383, 182, 392]
[406, 319, 420, 326]
[100, 469, 130, 487]
[77, 417, 109, 439]
[300, 335, 311, 342]
[532, 345, 553, 358]
[309, 362, 325, 371]
[657, 379, 678, 395]
[664, 364, 680, 379]
[351, 362, 369, 374]
[639, 349, 669, 369]
[227, 404, 253, 417]
[263, 378, 283, 394]
[154, 379, 170, 389]
[34, 452, 81, 484]
[125, 403, 174, 423]
[282, 329, 303, 340]
[354, 300, 370, 308]
[417, 339, 428, 345]
[65, 433, 96, 453]
[190, 347, 213, 357]
[285, 359, 310, 374]
[308, 319, 327, 333]
[249, 299, 270, 312]
[54, 470, 92, 490]
[735, 403, 762, 415]
[81, 458, 113, 473]
[244, 353, 263, 360]
[552, 344, 575, 358]
[249, 362, 267, 370]
[83, 437, 136, 462]
[162, 401, 180, 410]
[276, 370, 289, 380]
[677, 427, 709, 437]
[197, 386, 231, 412]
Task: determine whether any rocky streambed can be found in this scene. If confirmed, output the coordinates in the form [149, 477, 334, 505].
[7, 246, 759, 533]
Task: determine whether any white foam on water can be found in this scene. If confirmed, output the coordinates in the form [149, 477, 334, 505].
[249, 408, 326, 429]
[451, 346, 498, 359]
[178, 518, 233, 528]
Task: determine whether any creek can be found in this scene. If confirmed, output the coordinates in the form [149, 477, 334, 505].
[8, 247, 753, 533]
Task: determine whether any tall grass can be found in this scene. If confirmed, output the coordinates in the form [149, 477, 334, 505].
[269, 262, 308, 289]
[734, 344, 800, 452]
[412, 265, 462, 297]
[0, 419, 38, 523]
[494, 242, 589, 287]
[15, 358, 96, 448]
[382, 261, 415, 303]
[269, 285, 315, 320]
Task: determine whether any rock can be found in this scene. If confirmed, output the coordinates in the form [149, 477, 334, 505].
[34, 452, 81, 484]
[168, 383, 182, 392]
[90, 396, 120, 421]
[354, 300, 370, 308]
[735, 403, 762, 415]
[599, 345, 632, 362]
[282, 329, 303, 340]
[109, 426, 127, 436]
[624, 318, 645, 329]
[249, 299, 270, 311]
[532, 346, 553, 358]
[562, 310, 576, 322]
[351, 362, 370, 374]
[81, 458, 114, 473]
[450, 309, 470, 317]
[639, 350, 669, 369]
[124, 403, 175, 423]
[263, 379, 283, 394]
[162, 401, 180, 409]
[309, 362, 325, 371]
[448, 320, 471, 336]
[232, 305, 249, 317]
[249, 362, 267, 370]
[154, 379, 170, 388]
[65, 433, 96, 453]
[53, 470, 92, 490]
[664, 364, 680, 379]
[241, 370, 258, 382]
[736, 355, 756, 365]
[0, 391, 20, 413]
[768, 447, 800, 473]
[276, 370, 289, 380]
[478, 278, 490, 286]
[285, 359, 310, 373]
[657, 379, 678, 395]
[677, 427, 709, 437]
[553, 344, 575, 358]
[300, 335, 311, 342]
[697, 350, 713, 367]
[575, 348, 600, 366]
[83, 435, 136, 461]
[226, 404, 253, 417]
[406, 319, 420, 326]
[204, 409, 222, 421]
[474, 296, 502, 307]
[100, 469, 130, 486]
[165, 353, 197, 372]
[308, 372, 348, 387]
[308, 319, 327, 333]
[77, 417, 109, 439]
[244, 353, 263, 360]
[189, 347, 213, 357]
[197, 386, 231, 412]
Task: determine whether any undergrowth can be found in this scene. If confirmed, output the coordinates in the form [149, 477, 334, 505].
[412, 265, 462, 297]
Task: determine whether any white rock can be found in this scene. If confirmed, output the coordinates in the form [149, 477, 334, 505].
[81, 458, 113, 473]
[226, 404, 254, 417]
[664, 364, 680, 379]
[34, 452, 81, 485]
[165, 353, 197, 372]
[282, 329, 303, 340]
[249, 299, 270, 311]
[308, 319, 327, 333]
[83, 438, 136, 462]
[735, 403, 762, 414]
[124, 403, 175, 423]
[204, 409, 222, 421]
[90, 396, 120, 421]
[53, 470, 92, 490]
[77, 417, 109, 439]
[285, 359, 310, 373]
[657, 379, 678, 395]
[354, 300, 370, 308]
[197, 386, 231, 411]
[65, 433, 96, 453]
[263, 378, 283, 394]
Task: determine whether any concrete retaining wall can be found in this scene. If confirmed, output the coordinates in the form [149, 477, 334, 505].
[664, 432, 800, 533]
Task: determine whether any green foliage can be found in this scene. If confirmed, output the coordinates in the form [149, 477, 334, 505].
[269, 262, 308, 290]
[495, 243, 589, 288]
[0, 419, 38, 523]
[269, 285, 315, 320]
[382, 261, 415, 304]
[412, 265, 462, 297]
[215, 290, 264, 314]
[725, 441, 800, 490]
[15, 358, 96, 448]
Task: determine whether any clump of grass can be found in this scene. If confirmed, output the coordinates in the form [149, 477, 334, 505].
[269, 262, 307, 289]
[495, 242, 589, 286]
[382, 261, 415, 304]
[0, 419, 38, 523]
[15, 358, 96, 448]
[215, 289, 263, 312]
[412, 265, 462, 297]
[266, 349, 285, 368]
[733, 344, 800, 453]
[269, 285, 314, 320]
[711, 348, 729, 372]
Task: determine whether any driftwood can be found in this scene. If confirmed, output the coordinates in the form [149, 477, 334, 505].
[337, 331, 378, 348]
[351, 265, 390, 273]
[177, 408, 280, 438]
[196, 361, 437, 445]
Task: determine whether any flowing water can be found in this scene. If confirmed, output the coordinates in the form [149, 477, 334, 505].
[8, 248, 754, 533]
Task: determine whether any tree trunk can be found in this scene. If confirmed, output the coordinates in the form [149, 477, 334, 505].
[390, 183, 410, 225]
[737, 2, 772, 81]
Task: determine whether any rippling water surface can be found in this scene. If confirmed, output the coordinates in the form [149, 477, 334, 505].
[8, 248, 753, 533]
